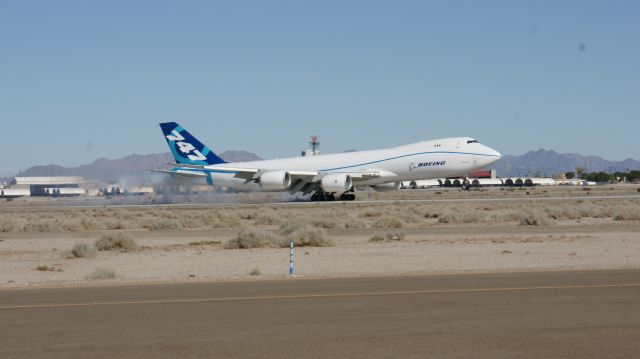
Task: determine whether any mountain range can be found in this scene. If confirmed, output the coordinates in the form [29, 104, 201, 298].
[3, 149, 639, 183]
[488, 149, 640, 177]
[6, 151, 262, 184]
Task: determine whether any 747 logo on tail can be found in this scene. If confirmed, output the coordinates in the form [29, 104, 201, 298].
[166, 130, 207, 161]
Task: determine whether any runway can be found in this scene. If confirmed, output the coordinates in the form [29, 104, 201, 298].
[2, 270, 640, 358]
[2, 193, 640, 211]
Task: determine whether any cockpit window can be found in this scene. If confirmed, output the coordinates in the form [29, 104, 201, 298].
[467, 140, 479, 144]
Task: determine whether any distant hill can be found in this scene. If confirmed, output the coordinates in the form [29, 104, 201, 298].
[489, 149, 640, 177]
[11, 150, 262, 184]
[6, 148, 639, 183]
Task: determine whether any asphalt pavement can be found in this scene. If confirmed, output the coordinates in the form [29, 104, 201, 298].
[1, 269, 639, 358]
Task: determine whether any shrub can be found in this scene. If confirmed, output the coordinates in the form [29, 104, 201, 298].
[71, 242, 97, 258]
[360, 210, 383, 218]
[149, 219, 182, 231]
[80, 218, 103, 231]
[106, 220, 127, 230]
[225, 229, 280, 249]
[342, 219, 367, 229]
[385, 231, 406, 241]
[438, 211, 482, 224]
[613, 207, 640, 221]
[238, 211, 258, 220]
[519, 214, 552, 226]
[249, 267, 261, 276]
[284, 225, 332, 247]
[226, 225, 333, 249]
[369, 231, 406, 242]
[23, 221, 63, 233]
[86, 268, 116, 280]
[310, 217, 337, 228]
[253, 212, 282, 225]
[0, 219, 15, 233]
[36, 265, 55, 271]
[60, 220, 84, 232]
[373, 216, 404, 228]
[95, 233, 138, 251]
[188, 240, 220, 246]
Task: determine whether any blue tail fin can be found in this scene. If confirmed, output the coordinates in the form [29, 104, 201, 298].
[159, 122, 228, 166]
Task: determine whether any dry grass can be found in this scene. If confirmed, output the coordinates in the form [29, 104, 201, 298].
[2, 195, 639, 236]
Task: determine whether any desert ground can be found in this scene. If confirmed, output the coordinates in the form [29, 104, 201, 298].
[1, 185, 639, 287]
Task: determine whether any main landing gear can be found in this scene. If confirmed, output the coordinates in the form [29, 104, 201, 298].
[340, 193, 356, 201]
[310, 191, 356, 201]
[461, 178, 471, 191]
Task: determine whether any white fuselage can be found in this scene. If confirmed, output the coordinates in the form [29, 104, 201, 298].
[199, 137, 501, 190]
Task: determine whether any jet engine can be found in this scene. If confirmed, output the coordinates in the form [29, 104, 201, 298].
[372, 182, 401, 192]
[321, 174, 352, 192]
[259, 171, 291, 190]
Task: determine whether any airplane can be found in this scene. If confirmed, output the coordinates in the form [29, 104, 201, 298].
[152, 122, 502, 201]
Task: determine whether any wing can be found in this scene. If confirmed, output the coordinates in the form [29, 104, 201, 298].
[154, 164, 398, 194]
[175, 164, 394, 179]
[149, 168, 207, 178]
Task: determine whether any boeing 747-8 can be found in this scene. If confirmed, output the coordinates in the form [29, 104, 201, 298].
[152, 122, 501, 201]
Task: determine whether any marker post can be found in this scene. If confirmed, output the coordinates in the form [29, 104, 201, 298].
[289, 240, 294, 276]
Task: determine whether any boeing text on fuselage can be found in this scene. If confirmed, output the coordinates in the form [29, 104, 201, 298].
[409, 161, 446, 171]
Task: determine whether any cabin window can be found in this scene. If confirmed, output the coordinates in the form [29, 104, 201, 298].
[467, 140, 478, 144]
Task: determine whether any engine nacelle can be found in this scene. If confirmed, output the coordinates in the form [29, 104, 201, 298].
[259, 171, 291, 191]
[372, 182, 401, 192]
[321, 174, 352, 193]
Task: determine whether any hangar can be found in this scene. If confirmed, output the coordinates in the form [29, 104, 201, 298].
[9, 177, 86, 197]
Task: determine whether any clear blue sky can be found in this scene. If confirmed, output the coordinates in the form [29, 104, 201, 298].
[1, 0, 639, 176]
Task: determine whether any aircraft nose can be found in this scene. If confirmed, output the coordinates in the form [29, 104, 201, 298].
[481, 144, 501, 158]
[479, 145, 502, 166]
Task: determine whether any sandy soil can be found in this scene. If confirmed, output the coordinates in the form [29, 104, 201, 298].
[1, 221, 639, 288]
[1, 186, 639, 287]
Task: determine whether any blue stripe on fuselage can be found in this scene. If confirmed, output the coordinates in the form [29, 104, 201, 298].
[320, 151, 499, 172]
